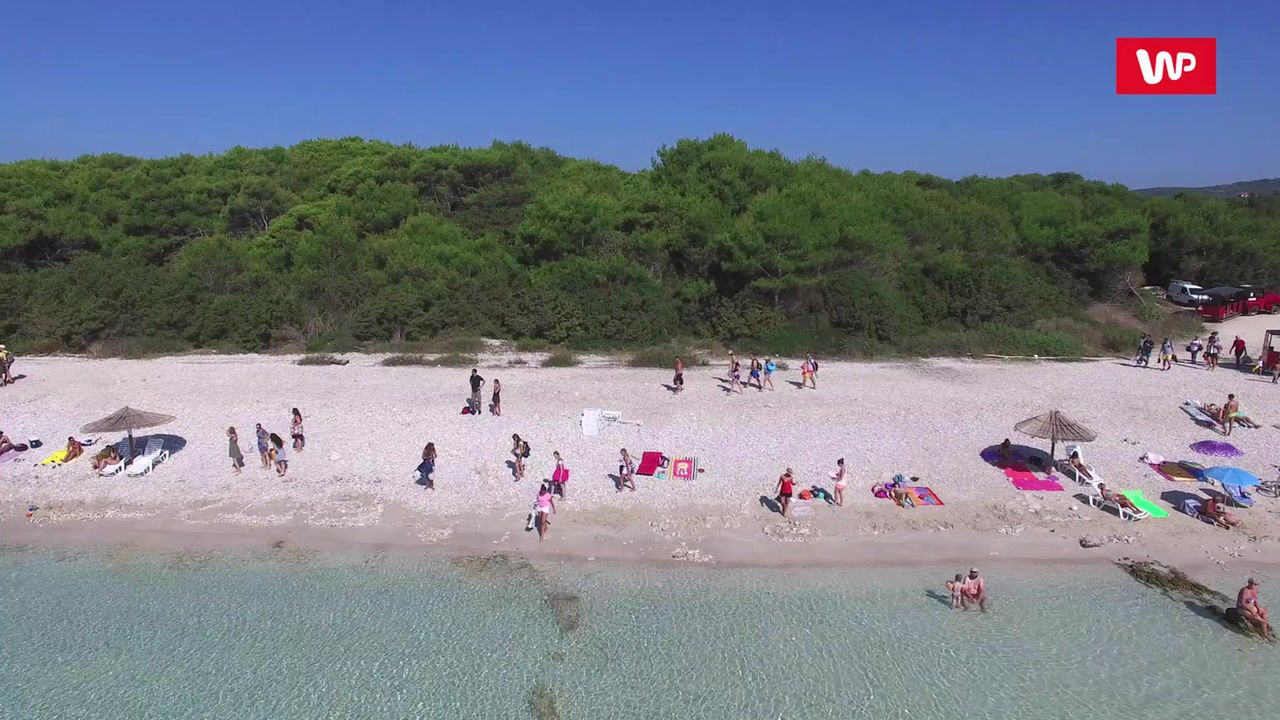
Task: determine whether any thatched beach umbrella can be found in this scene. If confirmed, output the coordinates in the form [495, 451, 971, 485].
[1014, 410, 1096, 461]
[80, 406, 176, 462]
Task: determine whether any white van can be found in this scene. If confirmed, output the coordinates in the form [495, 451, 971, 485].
[1167, 280, 1210, 306]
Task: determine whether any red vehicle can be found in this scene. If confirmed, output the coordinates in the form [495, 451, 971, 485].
[1197, 286, 1280, 322]
[1262, 330, 1280, 373]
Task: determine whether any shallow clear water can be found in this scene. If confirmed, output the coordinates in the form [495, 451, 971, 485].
[1, 546, 1275, 719]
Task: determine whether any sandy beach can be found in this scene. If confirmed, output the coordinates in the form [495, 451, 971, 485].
[3, 316, 1279, 582]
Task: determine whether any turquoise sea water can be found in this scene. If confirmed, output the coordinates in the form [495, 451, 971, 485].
[1, 545, 1276, 720]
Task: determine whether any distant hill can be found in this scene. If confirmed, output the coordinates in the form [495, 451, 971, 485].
[1135, 178, 1280, 198]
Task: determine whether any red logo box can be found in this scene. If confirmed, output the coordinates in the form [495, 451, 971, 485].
[1116, 38, 1216, 94]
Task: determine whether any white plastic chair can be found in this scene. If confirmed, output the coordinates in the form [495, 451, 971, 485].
[1088, 490, 1149, 522]
[126, 438, 169, 477]
[1058, 444, 1102, 489]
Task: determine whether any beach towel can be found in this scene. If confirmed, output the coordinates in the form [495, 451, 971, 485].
[1120, 490, 1169, 518]
[1181, 401, 1218, 428]
[636, 451, 663, 476]
[0, 449, 17, 464]
[1009, 475, 1065, 492]
[39, 449, 68, 466]
[670, 456, 698, 481]
[908, 486, 944, 506]
[1151, 461, 1203, 483]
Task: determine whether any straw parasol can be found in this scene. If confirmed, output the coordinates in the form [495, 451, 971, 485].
[80, 406, 176, 462]
[1013, 410, 1097, 461]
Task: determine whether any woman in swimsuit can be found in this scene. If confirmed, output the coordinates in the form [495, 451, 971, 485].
[511, 434, 526, 481]
[730, 359, 743, 394]
[551, 450, 568, 497]
[776, 469, 795, 517]
[92, 444, 121, 471]
[762, 358, 776, 391]
[1238, 579, 1271, 639]
[491, 379, 502, 416]
[291, 408, 305, 452]
[749, 356, 763, 391]
[1203, 496, 1239, 528]
[618, 448, 636, 492]
[63, 436, 84, 462]
[831, 458, 848, 507]
[535, 482, 556, 541]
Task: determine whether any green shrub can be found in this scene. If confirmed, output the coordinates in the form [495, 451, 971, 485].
[541, 350, 578, 367]
[296, 353, 348, 366]
[429, 353, 478, 367]
[380, 354, 431, 366]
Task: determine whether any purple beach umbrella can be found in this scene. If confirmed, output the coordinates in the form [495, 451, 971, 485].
[1189, 440, 1244, 458]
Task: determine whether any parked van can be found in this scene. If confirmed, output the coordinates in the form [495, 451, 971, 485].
[1167, 280, 1209, 306]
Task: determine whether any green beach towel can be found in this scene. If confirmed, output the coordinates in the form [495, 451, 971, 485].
[1121, 490, 1168, 518]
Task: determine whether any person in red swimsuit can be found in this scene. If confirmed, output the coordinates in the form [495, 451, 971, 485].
[776, 468, 796, 517]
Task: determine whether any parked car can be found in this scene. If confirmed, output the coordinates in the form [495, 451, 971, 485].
[1197, 286, 1280, 321]
[1167, 280, 1210, 306]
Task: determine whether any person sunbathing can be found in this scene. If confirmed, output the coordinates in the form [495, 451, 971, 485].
[1238, 579, 1271, 640]
[996, 439, 1014, 466]
[0, 430, 13, 455]
[1203, 403, 1223, 422]
[1098, 483, 1141, 514]
[1231, 411, 1262, 429]
[1203, 496, 1240, 528]
[63, 436, 84, 462]
[1067, 451, 1092, 481]
[92, 445, 121, 471]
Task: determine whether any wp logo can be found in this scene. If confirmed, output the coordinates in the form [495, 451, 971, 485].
[1116, 38, 1216, 94]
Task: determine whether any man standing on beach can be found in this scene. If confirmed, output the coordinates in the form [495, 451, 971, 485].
[1223, 393, 1240, 436]
[673, 356, 685, 393]
[1231, 335, 1247, 367]
[961, 568, 988, 612]
[469, 369, 485, 416]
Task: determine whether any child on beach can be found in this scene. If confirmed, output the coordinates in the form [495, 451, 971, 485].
[551, 451, 569, 497]
[228, 427, 244, 475]
[831, 458, 847, 507]
[618, 448, 636, 492]
[801, 356, 817, 389]
[945, 574, 965, 609]
[763, 357, 776, 390]
[256, 423, 270, 469]
[491, 379, 502, 416]
[291, 408, 305, 451]
[270, 433, 288, 477]
[673, 356, 685, 393]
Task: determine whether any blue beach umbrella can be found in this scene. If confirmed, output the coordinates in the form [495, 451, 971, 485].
[1201, 466, 1261, 487]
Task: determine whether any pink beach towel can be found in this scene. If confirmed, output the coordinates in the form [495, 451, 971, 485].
[1002, 464, 1038, 484]
[1008, 475, 1065, 492]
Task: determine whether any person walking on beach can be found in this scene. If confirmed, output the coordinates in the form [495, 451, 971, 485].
[1222, 393, 1240, 436]
[535, 482, 556, 542]
[468, 369, 485, 416]
[1160, 338, 1174, 371]
[763, 357, 776, 390]
[491, 378, 502, 416]
[0, 345, 13, 386]
[727, 350, 736, 377]
[801, 355, 817, 389]
[270, 433, 288, 477]
[1187, 336, 1203, 365]
[227, 427, 244, 475]
[618, 448, 636, 492]
[417, 442, 437, 489]
[775, 468, 796, 517]
[1237, 578, 1271, 639]
[511, 434, 529, 481]
[673, 356, 685, 393]
[831, 458, 848, 507]
[551, 450, 569, 497]
[1231, 335, 1247, 367]
[255, 423, 270, 470]
[1205, 332, 1221, 371]
[961, 568, 989, 612]
[290, 408, 305, 452]
[749, 355, 763, 391]
[730, 356, 743, 394]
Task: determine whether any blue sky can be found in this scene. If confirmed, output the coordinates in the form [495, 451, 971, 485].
[3, 0, 1275, 187]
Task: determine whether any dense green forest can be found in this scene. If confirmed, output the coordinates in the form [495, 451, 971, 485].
[2, 135, 1278, 357]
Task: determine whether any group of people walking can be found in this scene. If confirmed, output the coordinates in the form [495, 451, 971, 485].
[1145, 331, 1253, 372]
[677, 351, 819, 394]
[227, 408, 304, 477]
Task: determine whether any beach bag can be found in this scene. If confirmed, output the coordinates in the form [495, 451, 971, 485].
[552, 465, 569, 484]
[812, 360, 819, 372]
[522, 443, 531, 459]
[526, 504, 537, 531]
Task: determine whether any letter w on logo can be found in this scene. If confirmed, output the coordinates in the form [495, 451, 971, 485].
[1135, 50, 1196, 84]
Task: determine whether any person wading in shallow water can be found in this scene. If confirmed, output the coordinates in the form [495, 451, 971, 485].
[961, 568, 989, 612]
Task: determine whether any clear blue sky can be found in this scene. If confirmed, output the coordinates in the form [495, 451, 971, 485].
[4, 0, 1276, 187]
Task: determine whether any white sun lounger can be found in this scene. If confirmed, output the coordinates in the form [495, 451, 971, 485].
[1088, 491, 1149, 522]
[126, 438, 169, 477]
[1057, 444, 1102, 489]
[97, 440, 130, 477]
